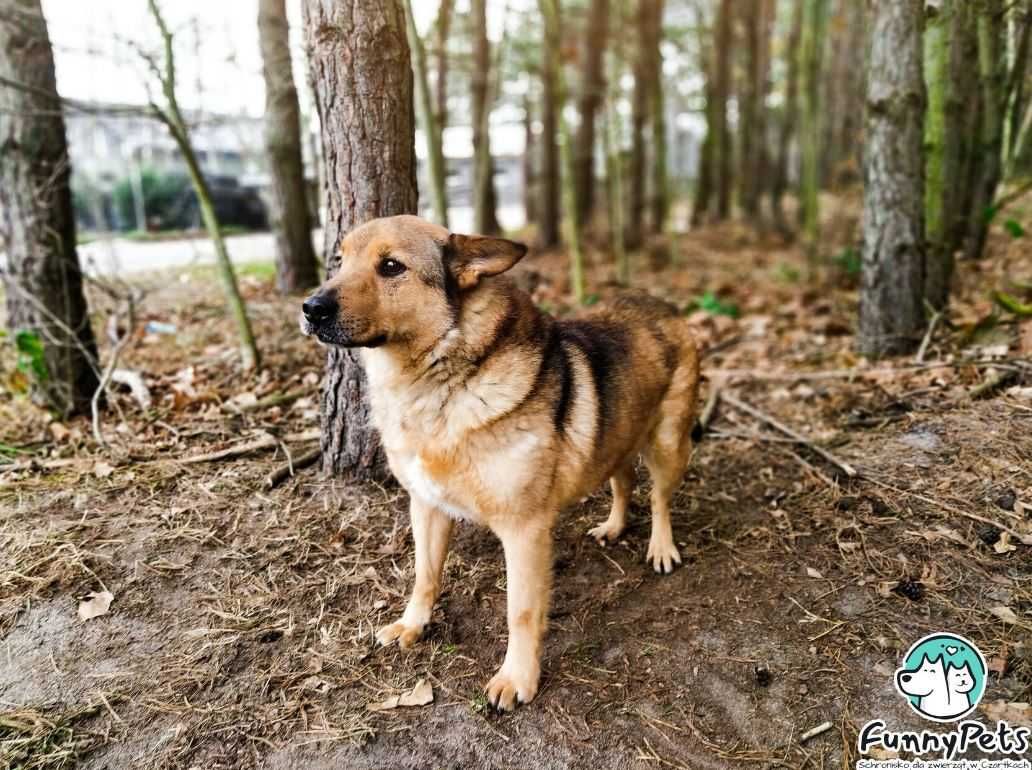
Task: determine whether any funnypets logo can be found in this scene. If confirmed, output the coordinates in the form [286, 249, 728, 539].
[857, 633, 1031, 769]
[895, 633, 987, 722]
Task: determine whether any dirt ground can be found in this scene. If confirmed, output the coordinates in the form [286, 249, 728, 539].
[2, 206, 1032, 769]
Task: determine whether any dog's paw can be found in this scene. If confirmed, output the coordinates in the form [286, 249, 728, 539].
[646, 537, 682, 575]
[375, 620, 425, 649]
[485, 661, 540, 711]
[587, 520, 624, 544]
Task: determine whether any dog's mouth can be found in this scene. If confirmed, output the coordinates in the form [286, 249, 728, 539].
[298, 313, 386, 348]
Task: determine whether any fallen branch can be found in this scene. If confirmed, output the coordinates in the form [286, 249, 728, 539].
[969, 368, 1018, 399]
[222, 387, 314, 414]
[180, 430, 319, 465]
[710, 359, 1027, 383]
[264, 447, 321, 490]
[914, 307, 943, 364]
[721, 392, 858, 478]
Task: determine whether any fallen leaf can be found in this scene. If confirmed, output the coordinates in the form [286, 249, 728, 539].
[78, 590, 113, 621]
[93, 461, 115, 478]
[981, 700, 1032, 726]
[49, 422, 70, 442]
[806, 567, 824, 579]
[989, 605, 1020, 624]
[366, 679, 434, 711]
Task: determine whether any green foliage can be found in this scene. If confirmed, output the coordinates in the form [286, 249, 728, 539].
[583, 293, 601, 307]
[691, 291, 740, 318]
[833, 246, 862, 277]
[15, 330, 49, 385]
[112, 168, 194, 230]
[992, 290, 1032, 317]
[774, 262, 802, 284]
[1003, 219, 1026, 238]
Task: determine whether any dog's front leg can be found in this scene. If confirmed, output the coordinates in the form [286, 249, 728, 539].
[486, 520, 553, 710]
[376, 498, 453, 649]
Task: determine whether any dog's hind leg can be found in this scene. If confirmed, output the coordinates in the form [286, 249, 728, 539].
[587, 459, 636, 544]
[376, 498, 453, 649]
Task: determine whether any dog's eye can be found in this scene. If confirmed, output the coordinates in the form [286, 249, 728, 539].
[377, 258, 407, 278]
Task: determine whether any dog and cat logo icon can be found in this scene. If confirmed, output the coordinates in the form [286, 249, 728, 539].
[894, 632, 987, 723]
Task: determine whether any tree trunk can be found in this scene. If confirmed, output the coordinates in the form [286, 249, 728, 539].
[539, 16, 561, 248]
[606, 0, 629, 280]
[627, 0, 657, 247]
[924, 0, 952, 309]
[738, 0, 774, 220]
[540, 0, 586, 303]
[301, 0, 418, 481]
[1005, 2, 1032, 164]
[713, 0, 734, 221]
[258, 0, 320, 294]
[471, 0, 500, 235]
[434, 0, 453, 131]
[799, 0, 828, 270]
[0, 0, 99, 417]
[574, 0, 608, 227]
[964, 0, 1006, 261]
[648, 0, 667, 234]
[403, 0, 448, 226]
[771, 0, 804, 235]
[523, 92, 538, 226]
[858, 0, 926, 358]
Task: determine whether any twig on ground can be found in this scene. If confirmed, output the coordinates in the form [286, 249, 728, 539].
[721, 392, 858, 478]
[180, 433, 278, 464]
[698, 381, 722, 433]
[92, 295, 139, 449]
[914, 308, 943, 364]
[264, 447, 321, 490]
[969, 368, 1018, 399]
[222, 387, 314, 414]
[799, 721, 833, 743]
[711, 358, 1026, 382]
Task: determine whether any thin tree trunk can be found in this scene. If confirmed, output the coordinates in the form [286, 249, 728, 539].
[403, 0, 448, 227]
[964, 0, 1006, 261]
[0, 0, 99, 417]
[858, 0, 926, 358]
[523, 92, 538, 226]
[713, 0, 734, 221]
[691, 4, 715, 227]
[540, 0, 586, 303]
[738, 0, 774, 220]
[606, 0, 628, 282]
[471, 0, 500, 235]
[302, 0, 418, 481]
[771, 0, 804, 235]
[924, 0, 952, 309]
[147, 0, 259, 372]
[539, 14, 561, 248]
[258, 0, 319, 294]
[434, 0, 453, 131]
[799, 0, 829, 271]
[648, 0, 667, 234]
[948, 0, 982, 256]
[1005, 2, 1032, 163]
[627, 0, 654, 247]
[574, 0, 608, 227]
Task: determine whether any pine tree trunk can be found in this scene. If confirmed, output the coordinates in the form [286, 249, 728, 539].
[539, 19, 561, 248]
[434, 0, 453, 131]
[302, 0, 418, 480]
[858, 0, 926, 358]
[258, 0, 320, 294]
[403, 0, 448, 227]
[648, 0, 667, 234]
[523, 93, 538, 225]
[540, 0, 586, 303]
[627, 0, 657, 247]
[799, 0, 828, 270]
[713, 0, 734, 221]
[738, 0, 774, 220]
[0, 0, 99, 417]
[574, 0, 608, 227]
[964, 0, 1006, 261]
[771, 0, 804, 235]
[924, 0, 952, 309]
[471, 0, 500, 235]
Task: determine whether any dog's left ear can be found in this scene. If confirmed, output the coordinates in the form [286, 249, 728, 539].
[445, 233, 528, 290]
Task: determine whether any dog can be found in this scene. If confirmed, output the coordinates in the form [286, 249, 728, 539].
[896, 655, 974, 719]
[300, 215, 701, 710]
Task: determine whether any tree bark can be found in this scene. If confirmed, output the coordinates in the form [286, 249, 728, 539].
[434, 0, 453, 131]
[858, 0, 926, 358]
[628, 0, 661, 246]
[302, 0, 418, 480]
[799, 0, 829, 270]
[574, 0, 608, 227]
[924, 0, 952, 308]
[523, 92, 538, 225]
[738, 0, 774, 220]
[964, 0, 1006, 261]
[258, 0, 320, 294]
[771, 0, 804, 236]
[471, 0, 500, 235]
[712, 0, 734, 221]
[648, 0, 667, 234]
[0, 0, 99, 417]
[538, 12, 561, 248]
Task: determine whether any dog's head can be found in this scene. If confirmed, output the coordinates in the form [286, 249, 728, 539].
[300, 215, 527, 349]
[896, 654, 945, 698]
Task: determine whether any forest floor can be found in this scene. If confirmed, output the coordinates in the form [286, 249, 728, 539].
[2, 198, 1032, 769]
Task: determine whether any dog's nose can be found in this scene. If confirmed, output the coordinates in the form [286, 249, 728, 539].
[302, 293, 337, 323]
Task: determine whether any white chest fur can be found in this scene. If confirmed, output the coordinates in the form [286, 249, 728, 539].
[395, 453, 480, 522]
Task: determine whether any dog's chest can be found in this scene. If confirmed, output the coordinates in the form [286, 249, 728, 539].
[394, 452, 480, 523]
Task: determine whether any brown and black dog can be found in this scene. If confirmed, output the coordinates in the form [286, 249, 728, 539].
[300, 215, 700, 710]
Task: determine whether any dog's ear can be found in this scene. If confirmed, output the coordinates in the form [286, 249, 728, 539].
[444, 233, 528, 290]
